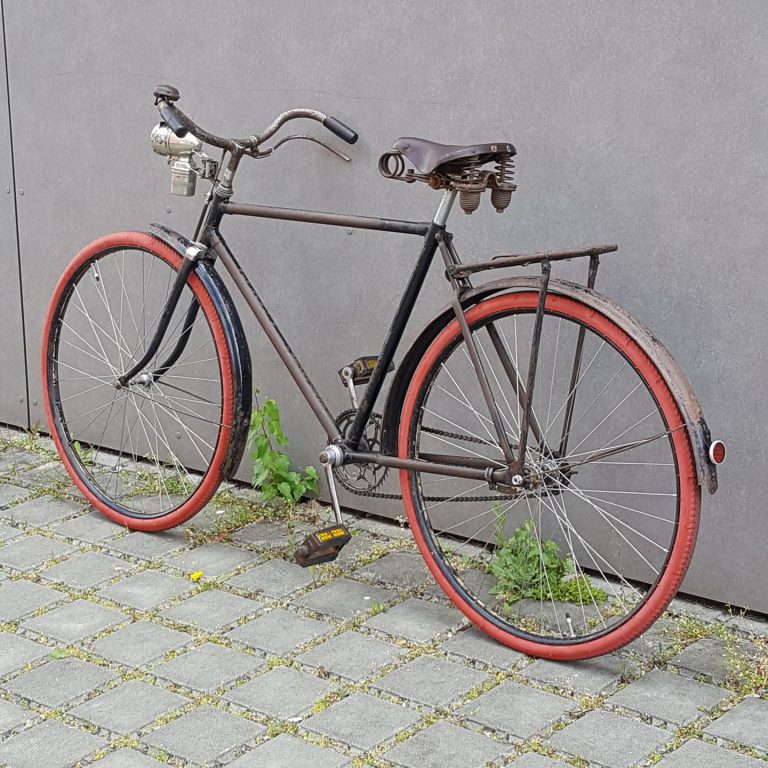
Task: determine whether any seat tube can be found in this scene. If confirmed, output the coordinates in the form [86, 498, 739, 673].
[433, 189, 457, 226]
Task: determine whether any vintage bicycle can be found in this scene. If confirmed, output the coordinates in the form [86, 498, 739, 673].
[42, 85, 726, 659]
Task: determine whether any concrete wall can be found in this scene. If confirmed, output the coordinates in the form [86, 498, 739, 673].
[0, 0, 765, 611]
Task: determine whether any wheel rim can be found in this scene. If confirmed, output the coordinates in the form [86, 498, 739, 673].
[45, 241, 230, 520]
[400, 292, 698, 653]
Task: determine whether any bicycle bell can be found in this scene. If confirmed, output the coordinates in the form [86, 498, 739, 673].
[150, 123, 203, 197]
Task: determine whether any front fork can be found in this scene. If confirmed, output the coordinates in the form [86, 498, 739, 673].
[116, 244, 205, 388]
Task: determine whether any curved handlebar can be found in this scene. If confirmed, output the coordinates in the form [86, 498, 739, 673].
[154, 85, 358, 152]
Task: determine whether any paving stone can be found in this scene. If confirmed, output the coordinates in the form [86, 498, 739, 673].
[0, 579, 65, 621]
[89, 748, 168, 768]
[97, 569, 195, 610]
[667, 598, 728, 624]
[294, 577, 396, 620]
[92, 621, 193, 666]
[384, 720, 509, 768]
[0, 534, 74, 570]
[654, 738, 766, 767]
[225, 666, 334, 718]
[332, 531, 377, 568]
[352, 515, 412, 539]
[17, 462, 71, 486]
[508, 755, 571, 767]
[0, 719, 105, 768]
[142, 704, 264, 763]
[303, 692, 419, 751]
[521, 654, 631, 695]
[21, 599, 126, 642]
[622, 618, 678, 658]
[725, 611, 768, 638]
[0, 484, 31, 509]
[231, 520, 293, 549]
[163, 541, 253, 576]
[366, 597, 465, 643]
[704, 697, 768, 752]
[70, 679, 188, 733]
[0, 634, 49, 677]
[0, 697, 31, 733]
[547, 709, 669, 768]
[375, 655, 487, 708]
[40, 551, 132, 588]
[152, 642, 263, 692]
[0, 521, 22, 541]
[1, 496, 81, 527]
[670, 637, 760, 684]
[227, 608, 332, 655]
[458, 680, 574, 738]
[4, 656, 116, 707]
[226, 733, 349, 768]
[354, 551, 432, 588]
[158, 588, 259, 631]
[298, 630, 405, 681]
[608, 669, 730, 725]
[0, 451, 44, 476]
[110, 530, 188, 560]
[227, 557, 315, 597]
[442, 626, 527, 669]
[55, 511, 127, 542]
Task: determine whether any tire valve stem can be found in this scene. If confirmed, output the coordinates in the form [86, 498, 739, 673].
[565, 612, 575, 638]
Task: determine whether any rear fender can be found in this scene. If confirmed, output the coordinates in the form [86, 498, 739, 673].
[381, 276, 718, 494]
[148, 224, 252, 479]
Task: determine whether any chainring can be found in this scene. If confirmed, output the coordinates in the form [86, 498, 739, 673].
[333, 409, 390, 494]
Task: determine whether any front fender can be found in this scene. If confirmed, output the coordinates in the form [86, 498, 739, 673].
[381, 276, 718, 494]
[148, 224, 252, 479]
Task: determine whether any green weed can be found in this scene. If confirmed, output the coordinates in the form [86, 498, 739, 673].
[248, 392, 319, 504]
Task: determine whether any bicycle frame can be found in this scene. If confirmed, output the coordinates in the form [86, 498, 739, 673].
[124, 177, 611, 490]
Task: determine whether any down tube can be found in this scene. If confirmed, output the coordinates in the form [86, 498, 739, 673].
[209, 232, 342, 441]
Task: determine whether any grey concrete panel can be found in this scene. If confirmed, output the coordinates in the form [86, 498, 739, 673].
[2, 1, 766, 608]
[0, 12, 27, 427]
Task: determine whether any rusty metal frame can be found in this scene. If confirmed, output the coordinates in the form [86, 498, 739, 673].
[136, 95, 717, 493]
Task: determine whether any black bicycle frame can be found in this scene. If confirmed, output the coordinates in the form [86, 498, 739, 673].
[126, 180, 611, 487]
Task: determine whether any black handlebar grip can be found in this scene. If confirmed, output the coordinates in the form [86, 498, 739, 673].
[323, 116, 358, 145]
[159, 104, 188, 138]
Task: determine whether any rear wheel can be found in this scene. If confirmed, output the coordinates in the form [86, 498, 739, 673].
[398, 290, 700, 659]
[42, 232, 239, 530]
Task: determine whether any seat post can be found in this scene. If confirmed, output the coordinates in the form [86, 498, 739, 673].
[433, 189, 457, 226]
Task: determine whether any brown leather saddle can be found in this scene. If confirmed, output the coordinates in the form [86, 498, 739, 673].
[379, 137, 517, 213]
[392, 137, 516, 175]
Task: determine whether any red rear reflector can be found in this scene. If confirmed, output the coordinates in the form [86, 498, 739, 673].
[708, 440, 726, 464]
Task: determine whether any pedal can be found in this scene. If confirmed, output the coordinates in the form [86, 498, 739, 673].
[338, 357, 395, 410]
[294, 524, 352, 567]
[338, 356, 394, 386]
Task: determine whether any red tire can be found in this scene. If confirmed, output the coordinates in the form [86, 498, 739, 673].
[398, 291, 700, 659]
[42, 232, 238, 531]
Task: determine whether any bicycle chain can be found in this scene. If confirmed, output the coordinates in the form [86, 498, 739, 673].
[338, 414, 514, 503]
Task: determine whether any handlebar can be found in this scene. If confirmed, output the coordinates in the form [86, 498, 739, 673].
[153, 84, 358, 152]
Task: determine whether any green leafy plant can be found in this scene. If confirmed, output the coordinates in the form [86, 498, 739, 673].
[248, 392, 319, 504]
[488, 518, 607, 609]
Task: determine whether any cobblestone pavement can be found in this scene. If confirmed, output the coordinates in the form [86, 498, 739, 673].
[0, 427, 766, 768]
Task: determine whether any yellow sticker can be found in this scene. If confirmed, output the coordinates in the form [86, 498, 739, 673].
[318, 528, 345, 542]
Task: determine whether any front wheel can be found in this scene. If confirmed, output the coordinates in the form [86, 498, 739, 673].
[398, 290, 700, 659]
[42, 232, 241, 531]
